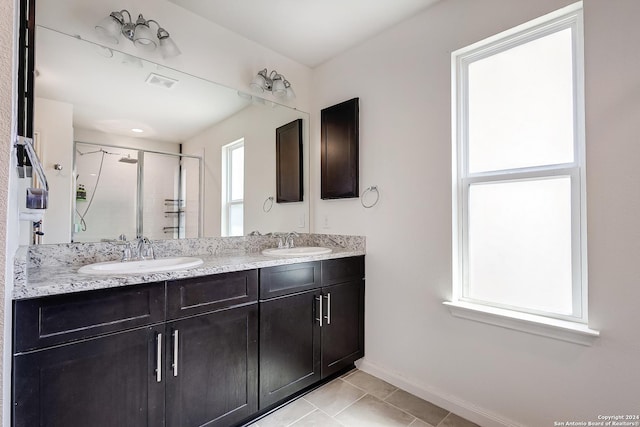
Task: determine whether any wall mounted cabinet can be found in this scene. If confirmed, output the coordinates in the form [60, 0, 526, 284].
[276, 119, 304, 203]
[321, 98, 359, 199]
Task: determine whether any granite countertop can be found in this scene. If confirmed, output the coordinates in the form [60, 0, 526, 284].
[14, 235, 366, 300]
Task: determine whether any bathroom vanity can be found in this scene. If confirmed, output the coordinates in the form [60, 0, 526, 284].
[11, 239, 364, 427]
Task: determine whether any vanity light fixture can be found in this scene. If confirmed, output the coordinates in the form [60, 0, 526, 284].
[95, 10, 181, 59]
[250, 69, 295, 99]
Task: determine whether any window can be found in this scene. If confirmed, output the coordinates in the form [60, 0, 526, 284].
[222, 139, 244, 236]
[450, 3, 594, 339]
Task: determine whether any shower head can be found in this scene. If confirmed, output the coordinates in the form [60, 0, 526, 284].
[118, 155, 138, 164]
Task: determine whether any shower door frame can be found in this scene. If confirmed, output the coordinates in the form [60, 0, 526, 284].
[72, 141, 204, 242]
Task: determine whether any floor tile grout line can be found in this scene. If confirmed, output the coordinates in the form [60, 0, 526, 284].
[341, 376, 399, 400]
[434, 412, 452, 427]
[381, 396, 451, 427]
[285, 407, 319, 427]
[331, 392, 370, 418]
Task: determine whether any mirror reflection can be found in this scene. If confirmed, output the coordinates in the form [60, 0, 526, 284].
[23, 26, 310, 245]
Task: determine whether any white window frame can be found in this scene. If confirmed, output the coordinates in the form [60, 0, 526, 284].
[222, 139, 244, 237]
[447, 2, 598, 344]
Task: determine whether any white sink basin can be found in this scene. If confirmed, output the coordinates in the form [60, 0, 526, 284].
[78, 257, 204, 275]
[262, 247, 333, 257]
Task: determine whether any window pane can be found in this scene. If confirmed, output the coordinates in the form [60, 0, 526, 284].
[230, 146, 244, 201]
[229, 203, 243, 236]
[468, 28, 575, 173]
[467, 177, 573, 314]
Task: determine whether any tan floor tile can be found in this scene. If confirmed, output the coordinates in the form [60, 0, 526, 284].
[290, 409, 344, 426]
[304, 379, 366, 416]
[440, 413, 481, 427]
[343, 370, 397, 399]
[335, 394, 416, 427]
[409, 418, 435, 427]
[385, 389, 449, 426]
[253, 398, 315, 427]
[340, 368, 357, 379]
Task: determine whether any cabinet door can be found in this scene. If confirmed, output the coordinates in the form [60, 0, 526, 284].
[165, 304, 258, 427]
[13, 326, 164, 427]
[321, 280, 365, 378]
[259, 290, 321, 409]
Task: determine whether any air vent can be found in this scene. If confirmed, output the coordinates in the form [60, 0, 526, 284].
[145, 73, 178, 89]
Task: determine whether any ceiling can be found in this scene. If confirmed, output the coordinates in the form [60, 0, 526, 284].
[169, 0, 442, 68]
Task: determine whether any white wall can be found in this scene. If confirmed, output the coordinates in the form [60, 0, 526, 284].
[33, 98, 74, 243]
[184, 104, 309, 236]
[0, 0, 16, 424]
[311, 0, 640, 426]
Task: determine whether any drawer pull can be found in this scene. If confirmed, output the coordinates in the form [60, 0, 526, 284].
[172, 330, 179, 377]
[324, 293, 331, 325]
[315, 295, 323, 327]
[156, 333, 162, 383]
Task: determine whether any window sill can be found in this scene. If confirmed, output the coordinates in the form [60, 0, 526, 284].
[443, 301, 599, 346]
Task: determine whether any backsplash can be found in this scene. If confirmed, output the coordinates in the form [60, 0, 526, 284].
[18, 234, 366, 268]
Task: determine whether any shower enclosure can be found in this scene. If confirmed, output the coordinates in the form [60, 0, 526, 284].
[73, 141, 202, 243]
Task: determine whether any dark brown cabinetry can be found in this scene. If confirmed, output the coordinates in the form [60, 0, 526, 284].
[259, 256, 365, 410]
[13, 270, 258, 427]
[321, 98, 359, 199]
[13, 258, 363, 427]
[13, 325, 164, 427]
[165, 304, 258, 427]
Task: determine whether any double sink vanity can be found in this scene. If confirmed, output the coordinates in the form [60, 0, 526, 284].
[11, 234, 365, 427]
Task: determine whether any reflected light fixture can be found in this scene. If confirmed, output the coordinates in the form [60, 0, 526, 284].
[250, 69, 295, 99]
[95, 10, 181, 59]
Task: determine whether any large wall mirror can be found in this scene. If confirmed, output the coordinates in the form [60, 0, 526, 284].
[21, 25, 310, 245]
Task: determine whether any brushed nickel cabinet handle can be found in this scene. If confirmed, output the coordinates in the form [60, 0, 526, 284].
[324, 293, 331, 325]
[172, 330, 179, 377]
[156, 333, 162, 383]
[315, 295, 323, 327]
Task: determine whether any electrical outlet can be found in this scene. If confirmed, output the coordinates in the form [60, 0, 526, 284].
[298, 213, 305, 228]
[322, 214, 330, 229]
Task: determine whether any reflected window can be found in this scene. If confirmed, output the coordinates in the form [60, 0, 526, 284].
[222, 139, 244, 236]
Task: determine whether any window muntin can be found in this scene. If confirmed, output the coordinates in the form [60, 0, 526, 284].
[453, 6, 586, 323]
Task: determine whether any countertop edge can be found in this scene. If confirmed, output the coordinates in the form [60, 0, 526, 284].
[14, 250, 365, 300]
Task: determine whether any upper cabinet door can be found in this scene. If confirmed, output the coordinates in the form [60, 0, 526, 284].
[276, 119, 304, 203]
[321, 98, 359, 199]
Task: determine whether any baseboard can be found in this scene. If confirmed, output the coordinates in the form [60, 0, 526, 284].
[356, 359, 526, 427]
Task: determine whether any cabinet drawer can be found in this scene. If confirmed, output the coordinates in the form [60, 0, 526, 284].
[14, 283, 165, 353]
[167, 270, 258, 319]
[259, 262, 321, 300]
[321, 256, 364, 286]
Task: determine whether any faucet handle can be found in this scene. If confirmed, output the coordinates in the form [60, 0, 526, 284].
[121, 241, 134, 262]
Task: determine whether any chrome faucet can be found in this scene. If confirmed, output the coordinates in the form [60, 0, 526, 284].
[285, 231, 299, 249]
[137, 237, 156, 260]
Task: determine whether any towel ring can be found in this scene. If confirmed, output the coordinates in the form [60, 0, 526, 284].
[361, 186, 379, 208]
[263, 196, 274, 212]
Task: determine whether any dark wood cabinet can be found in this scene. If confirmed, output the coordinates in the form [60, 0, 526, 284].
[13, 325, 165, 427]
[166, 304, 258, 427]
[259, 289, 322, 409]
[276, 119, 304, 203]
[320, 280, 365, 378]
[259, 256, 365, 409]
[13, 257, 364, 427]
[321, 98, 359, 199]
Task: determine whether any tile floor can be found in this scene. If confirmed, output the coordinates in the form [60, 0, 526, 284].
[250, 369, 480, 427]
